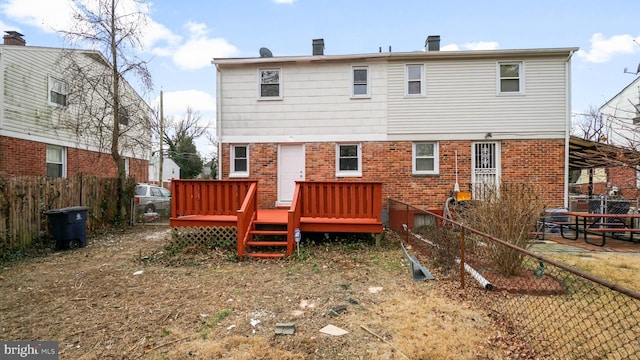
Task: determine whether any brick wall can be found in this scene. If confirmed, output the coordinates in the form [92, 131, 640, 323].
[607, 166, 639, 200]
[0, 136, 148, 181]
[221, 139, 566, 210]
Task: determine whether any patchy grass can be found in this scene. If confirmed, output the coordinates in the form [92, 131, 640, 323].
[0, 226, 512, 359]
[544, 252, 640, 293]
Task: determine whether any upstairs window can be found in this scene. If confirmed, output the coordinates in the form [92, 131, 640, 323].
[118, 105, 129, 126]
[406, 64, 424, 96]
[336, 144, 362, 177]
[498, 62, 524, 94]
[633, 103, 640, 125]
[49, 77, 68, 106]
[412, 142, 439, 175]
[259, 69, 281, 99]
[352, 66, 369, 97]
[230, 145, 249, 177]
[46, 145, 66, 178]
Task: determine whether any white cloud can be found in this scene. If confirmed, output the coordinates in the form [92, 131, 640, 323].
[273, 0, 296, 4]
[170, 22, 238, 70]
[141, 20, 181, 52]
[152, 90, 215, 115]
[0, 0, 74, 33]
[577, 33, 640, 63]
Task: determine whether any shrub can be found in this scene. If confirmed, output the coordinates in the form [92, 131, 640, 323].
[459, 183, 545, 276]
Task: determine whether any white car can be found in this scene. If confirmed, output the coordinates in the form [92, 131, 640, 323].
[134, 184, 171, 216]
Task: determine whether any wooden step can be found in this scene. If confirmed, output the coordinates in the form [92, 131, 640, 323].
[250, 230, 288, 236]
[248, 252, 285, 259]
[246, 240, 288, 247]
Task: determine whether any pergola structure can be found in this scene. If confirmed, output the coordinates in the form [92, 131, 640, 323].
[569, 135, 640, 170]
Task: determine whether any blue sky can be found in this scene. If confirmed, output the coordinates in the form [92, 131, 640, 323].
[1, 0, 640, 159]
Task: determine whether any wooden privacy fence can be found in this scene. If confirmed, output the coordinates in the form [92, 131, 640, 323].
[0, 175, 130, 249]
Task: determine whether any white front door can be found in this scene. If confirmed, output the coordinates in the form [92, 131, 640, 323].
[278, 144, 305, 206]
[472, 142, 501, 199]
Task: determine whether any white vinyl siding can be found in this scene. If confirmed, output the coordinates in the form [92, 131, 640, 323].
[0, 46, 151, 160]
[218, 62, 387, 142]
[600, 76, 640, 146]
[387, 57, 568, 139]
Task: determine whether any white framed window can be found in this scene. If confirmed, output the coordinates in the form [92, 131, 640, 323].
[405, 64, 425, 96]
[351, 66, 369, 97]
[230, 144, 249, 177]
[412, 142, 439, 175]
[118, 105, 129, 126]
[336, 144, 362, 177]
[46, 145, 66, 178]
[48, 76, 68, 106]
[497, 61, 524, 94]
[258, 68, 282, 99]
[120, 157, 130, 176]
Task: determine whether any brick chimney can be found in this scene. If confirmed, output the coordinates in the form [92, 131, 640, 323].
[4, 31, 26, 46]
[312, 38, 324, 56]
[425, 35, 440, 51]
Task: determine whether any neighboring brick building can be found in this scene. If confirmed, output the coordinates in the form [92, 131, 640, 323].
[0, 32, 151, 181]
[213, 37, 576, 211]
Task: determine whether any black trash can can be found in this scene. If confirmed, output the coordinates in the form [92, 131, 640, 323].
[45, 206, 89, 250]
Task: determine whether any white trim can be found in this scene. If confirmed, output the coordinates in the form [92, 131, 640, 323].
[229, 144, 250, 178]
[336, 143, 362, 177]
[221, 133, 387, 143]
[46, 144, 67, 178]
[387, 132, 565, 141]
[351, 65, 370, 98]
[257, 68, 282, 100]
[405, 63, 425, 96]
[412, 142, 439, 175]
[48, 75, 68, 106]
[496, 61, 525, 95]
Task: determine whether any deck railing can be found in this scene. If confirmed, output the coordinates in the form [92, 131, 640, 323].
[294, 181, 383, 219]
[236, 182, 258, 258]
[171, 179, 257, 217]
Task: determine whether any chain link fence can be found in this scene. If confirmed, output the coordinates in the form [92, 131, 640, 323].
[389, 198, 640, 359]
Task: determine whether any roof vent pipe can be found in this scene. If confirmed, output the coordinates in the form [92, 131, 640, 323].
[425, 35, 440, 51]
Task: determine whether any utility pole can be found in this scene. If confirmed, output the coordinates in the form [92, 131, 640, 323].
[159, 90, 164, 187]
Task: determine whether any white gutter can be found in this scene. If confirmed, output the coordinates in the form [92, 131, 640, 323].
[564, 49, 577, 210]
[215, 65, 223, 180]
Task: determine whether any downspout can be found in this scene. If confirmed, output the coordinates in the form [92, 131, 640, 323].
[215, 64, 223, 180]
[564, 50, 576, 210]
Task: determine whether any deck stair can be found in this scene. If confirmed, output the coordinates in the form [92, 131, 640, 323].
[245, 209, 290, 258]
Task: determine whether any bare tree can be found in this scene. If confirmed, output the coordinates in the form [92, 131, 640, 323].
[150, 107, 211, 179]
[572, 106, 606, 141]
[58, 0, 153, 223]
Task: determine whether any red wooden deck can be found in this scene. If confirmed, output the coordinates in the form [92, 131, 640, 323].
[169, 180, 383, 258]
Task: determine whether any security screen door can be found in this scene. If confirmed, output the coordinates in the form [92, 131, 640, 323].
[472, 142, 500, 199]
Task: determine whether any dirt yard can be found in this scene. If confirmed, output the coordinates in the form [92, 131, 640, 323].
[0, 226, 525, 359]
